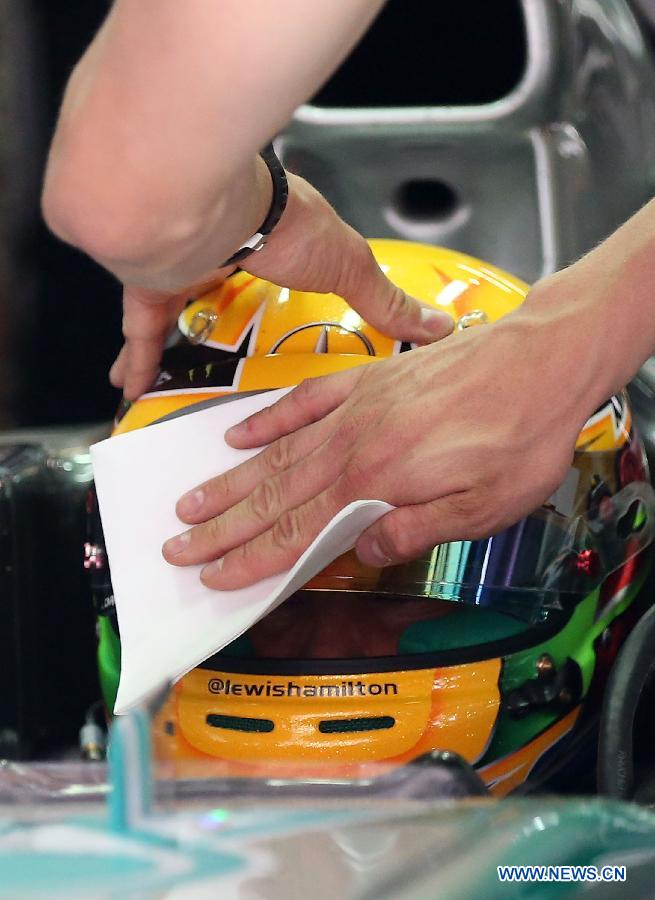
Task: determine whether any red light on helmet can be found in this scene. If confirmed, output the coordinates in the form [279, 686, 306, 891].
[574, 549, 600, 578]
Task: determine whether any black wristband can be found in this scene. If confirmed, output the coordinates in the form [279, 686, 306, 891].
[220, 143, 289, 267]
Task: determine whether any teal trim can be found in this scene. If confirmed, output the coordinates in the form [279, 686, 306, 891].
[1, 850, 155, 892]
[108, 709, 152, 834]
[0, 816, 245, 894]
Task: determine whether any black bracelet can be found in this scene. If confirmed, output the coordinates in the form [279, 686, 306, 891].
[220, 143, 289, 267]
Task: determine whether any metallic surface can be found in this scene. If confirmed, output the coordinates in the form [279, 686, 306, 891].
[187, 308, 218, 345]
[280, 0, 655, 283]
[5, 725, 655, 900]
[536, 654, 555, 677]
[3, 710, 653, 898]
[456, 309, 488, 330]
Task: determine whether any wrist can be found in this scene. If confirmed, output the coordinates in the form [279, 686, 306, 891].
[220, 148, 285, 267]
[522, 241, 655, 408]
[250, 153, 276, 237]
[502, 271, 618, 429]
[247, 172, 360, 289]
[251, 172, 311, 250]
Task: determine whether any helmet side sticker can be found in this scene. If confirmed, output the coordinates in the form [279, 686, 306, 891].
[579, 393, 631, 449]
[609, 394, 628, 433]
[142, 357, 246, 399]
[269, 322, 376, 356]
[159, 340, 240, 377]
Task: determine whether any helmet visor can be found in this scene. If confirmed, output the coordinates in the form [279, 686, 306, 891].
[306, 477, 655, 624]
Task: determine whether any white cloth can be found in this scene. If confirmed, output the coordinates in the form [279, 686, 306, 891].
[91, 388, 392, 714]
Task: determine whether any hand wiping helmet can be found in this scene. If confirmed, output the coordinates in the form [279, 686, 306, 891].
[89, 240, 655, 795]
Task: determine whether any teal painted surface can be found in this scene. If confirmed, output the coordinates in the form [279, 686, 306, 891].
[108, 707, 152, 833]
[0, 825, 246, 898]
[1, 852, 153, 892]
[398, 604, 528, 653]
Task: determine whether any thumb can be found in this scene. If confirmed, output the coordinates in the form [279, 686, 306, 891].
[339, 240, 454, 344]
[355, 497, 478, 568]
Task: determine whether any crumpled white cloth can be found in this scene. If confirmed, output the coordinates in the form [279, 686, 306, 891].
[90, 387, 392, 714]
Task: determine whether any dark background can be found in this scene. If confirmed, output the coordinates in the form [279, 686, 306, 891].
[0, 0, 530, 428]
[6, 0, 122, 427]
[3, 0, 654, 427]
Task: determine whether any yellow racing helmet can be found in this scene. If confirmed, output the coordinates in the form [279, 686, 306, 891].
[91, 240, 655, 796]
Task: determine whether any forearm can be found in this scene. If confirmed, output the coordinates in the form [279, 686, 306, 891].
[42, 0, 385, 287]
[513, 197, 655, 418]
[98, 156, 273, 292]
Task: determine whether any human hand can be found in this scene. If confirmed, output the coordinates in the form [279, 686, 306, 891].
[109, 270, 234, 401]
[109, 174, 452, 401]
[162, 279, 604, 589]
[243, 174, 454, 346]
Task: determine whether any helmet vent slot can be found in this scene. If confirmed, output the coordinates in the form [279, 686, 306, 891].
[318, 716, 395, 734]
[617, 499, 648, 539]
[206, 713, 274, 733]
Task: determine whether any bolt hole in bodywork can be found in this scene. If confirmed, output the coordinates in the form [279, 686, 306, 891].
[616, 499, 647, 540]
[394, 179, 460, 224]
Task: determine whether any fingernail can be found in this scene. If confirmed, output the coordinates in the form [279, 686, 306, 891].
[366, 539, 395, 568]
[226, 416, 251, 438]
[178, 488, 204, 516]
[420, 306, 453, 335]
[201, 557, 224, 583]
[227, 414, 256, 442]
[163, 531, 191, 557]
